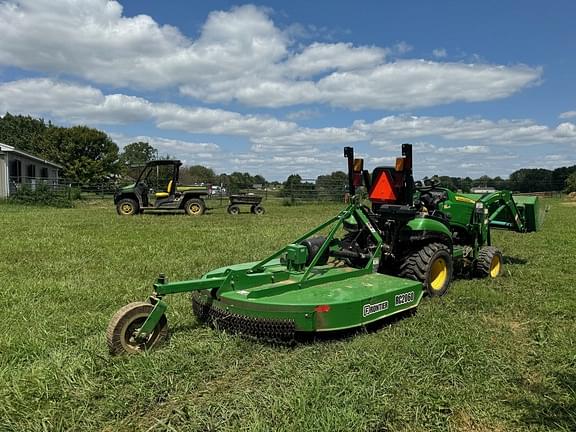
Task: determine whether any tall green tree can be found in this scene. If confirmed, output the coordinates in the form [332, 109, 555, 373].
[182, 165, 216, 184]
[316, 171, 347, 200]
[253, 174, 266, 186]
[42, 126, 119, 184]
[119, 141, 158, 179]
[119, 142, 157, 166]
[564, 172, 576, 193]
[509, 168, 554, 192]
[553, 166, 576, 191]
[0, 113, 48, 152]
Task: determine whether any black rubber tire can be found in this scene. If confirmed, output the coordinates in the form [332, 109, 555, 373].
[475, 246, 504, 278]
[228, 205, 240, 215]
[184, 198, 205, 216]
[399, 242, 453, 297]
[106, 302, 168, 355]
[252, 205, 265, 215]
[116, 198, 139, 216]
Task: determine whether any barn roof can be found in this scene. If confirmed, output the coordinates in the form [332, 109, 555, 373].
[0, 143, 63, 169]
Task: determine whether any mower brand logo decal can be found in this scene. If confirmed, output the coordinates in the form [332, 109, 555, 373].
[395, 291, 415, 306]
[363, 301, 389, 317]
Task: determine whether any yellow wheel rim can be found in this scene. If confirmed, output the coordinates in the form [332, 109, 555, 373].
[189, 204, 201, 215]
[430, 257, 448, 290]
[490, 255, 501, 278]
[120, 203, 133, 214]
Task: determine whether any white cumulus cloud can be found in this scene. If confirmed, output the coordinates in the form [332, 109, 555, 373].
[0, 1, 541, 110]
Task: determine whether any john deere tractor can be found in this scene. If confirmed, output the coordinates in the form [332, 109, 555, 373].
[107, 144, 545, 354]
[339, 144, 543, 296]
[115, 160, 210, 216]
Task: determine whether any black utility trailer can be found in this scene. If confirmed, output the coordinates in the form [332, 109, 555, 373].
[227, 194, 265, 215]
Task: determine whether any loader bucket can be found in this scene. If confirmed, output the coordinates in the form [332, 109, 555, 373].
[511, 195, 546, 232]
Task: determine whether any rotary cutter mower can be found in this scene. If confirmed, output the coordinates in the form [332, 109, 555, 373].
[107, 144, 544, 355]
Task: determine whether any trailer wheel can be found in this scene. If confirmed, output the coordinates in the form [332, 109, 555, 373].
[399, 242, 453, 297]
[116, 198, 139, 216]
[106, 302, 168, 355]
[228, 205, 240, 215]
[251, 205, 265, 215]
[184, 198, 205, 216]
[475, 246, 503, 278]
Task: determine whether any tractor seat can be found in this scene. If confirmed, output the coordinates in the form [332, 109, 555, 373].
[154, 180, 173, 198]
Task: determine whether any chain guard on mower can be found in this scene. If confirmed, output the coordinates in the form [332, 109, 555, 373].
[191, 292, 296, 344]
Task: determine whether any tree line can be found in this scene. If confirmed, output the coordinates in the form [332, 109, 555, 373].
[2, 113, 576, 193]
[0, 113, 269, 191]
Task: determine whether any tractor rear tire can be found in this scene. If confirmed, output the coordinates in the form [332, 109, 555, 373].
[399, 242, 453, 297]
[106, 302, 168, 355]
[475, 246, 503, 278]
[184, 198, 205, 216]
[228, 205, 240, 215]
[116, 198, 139, 216]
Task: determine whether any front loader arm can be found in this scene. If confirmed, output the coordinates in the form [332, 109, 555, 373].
[480, 191, 526, 232]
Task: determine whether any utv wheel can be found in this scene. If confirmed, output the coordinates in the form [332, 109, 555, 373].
[228, 205, 240, 215]
[251, 205, 265, 215]
[399, 242, 453, 297]
[106, 302, 168, 355]
[184, 198, 205, 216]
[116, 198, 139, 216]
[475, 246, 503, 278]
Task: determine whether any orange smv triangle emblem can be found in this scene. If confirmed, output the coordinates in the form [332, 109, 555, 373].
[369, 171, 397, 202]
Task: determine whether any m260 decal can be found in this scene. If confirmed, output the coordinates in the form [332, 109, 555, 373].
[363, 301, 389, 317]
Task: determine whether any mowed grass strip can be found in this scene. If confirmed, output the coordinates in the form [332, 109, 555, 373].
[0, 199, 574, 432]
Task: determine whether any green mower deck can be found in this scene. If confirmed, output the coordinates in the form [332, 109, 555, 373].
[192, 260, 422, 340]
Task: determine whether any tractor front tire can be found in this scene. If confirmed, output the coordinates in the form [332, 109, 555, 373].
[116, 198, 139, 216]
[106, 302, 168, 355]
[475, 246, 503, 278]
[399, 242, 453, 297]
[184, 198, 205, 216]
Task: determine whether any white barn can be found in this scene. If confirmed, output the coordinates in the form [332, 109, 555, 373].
[0, 143, 62, 199]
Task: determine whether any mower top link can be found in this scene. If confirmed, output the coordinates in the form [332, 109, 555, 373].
[107, 144, 544, 355]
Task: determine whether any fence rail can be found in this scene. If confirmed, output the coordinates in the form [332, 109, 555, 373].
[7, 176, 566, 204]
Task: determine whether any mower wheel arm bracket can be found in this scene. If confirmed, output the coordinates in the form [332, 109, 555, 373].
[135, 298, 168, 340]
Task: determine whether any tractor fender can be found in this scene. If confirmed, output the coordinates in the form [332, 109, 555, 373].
[400, 217, 453, 249]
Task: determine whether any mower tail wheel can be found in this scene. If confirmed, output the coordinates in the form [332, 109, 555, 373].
[475, 246, 503, 278]
[228, 205, 240, 215]
[106, 302, 168, 355]
[116, 198, 139, 216]
[399, 242, 453, 297]
[251, 205, 265, 215]
[184, 198, 206, 216]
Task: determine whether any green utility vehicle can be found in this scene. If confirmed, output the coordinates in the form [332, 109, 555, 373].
[114, 160, 209, 216]
[107, 144, 544, 355]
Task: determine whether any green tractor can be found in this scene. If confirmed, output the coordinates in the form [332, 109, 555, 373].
[107, 144, 544, 355]
[342, 144, 542, 296]
[114, 160, 210, 216]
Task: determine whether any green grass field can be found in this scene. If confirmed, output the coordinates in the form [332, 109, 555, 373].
[0, 199, 574, 431]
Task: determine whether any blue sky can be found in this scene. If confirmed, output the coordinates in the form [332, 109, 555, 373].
[0, 0, 575, 180]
